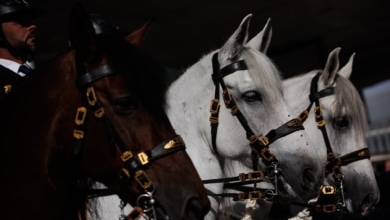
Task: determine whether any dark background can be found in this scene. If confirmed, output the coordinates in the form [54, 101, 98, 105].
[30, 0, 390, 94]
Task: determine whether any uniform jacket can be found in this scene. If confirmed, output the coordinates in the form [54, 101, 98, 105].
[0, 65, 23, 101]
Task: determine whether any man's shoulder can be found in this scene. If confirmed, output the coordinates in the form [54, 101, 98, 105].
[0, 65, 21, 80]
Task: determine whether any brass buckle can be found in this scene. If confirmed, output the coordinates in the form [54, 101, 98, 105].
[287, 118, 302, 127]
[332, 165, 343, 179]
[317, 120, 326, 128]
[358, 148, 371, 158]
[121, 151, 133, 162]
[94, 107, 105, 118]
[260, 148, 275, 162]
[321, 185, 335, 195]
[73, 129, 84, 139]
[209, 116, 219, 124]
[248, 171, 264, 181]
[209, 99, 220, 114]
[248, 135, 258, 144]
[222, 90, 233, 105]
[314, 106, 322, 119]
[230, 105, 238, 115]
[248, 191, 262, 200]
[164, 136, 184, 149]
[86, 86, 97, 106]
[259, 136, 269, 146]
[298, 110, 308, 122]
[74, 106, 87, 125]
[135, 170, 153, 189]
[322, 204, 337, 213]
[138, 152, 149, 165]
[327, 152, 335, 159]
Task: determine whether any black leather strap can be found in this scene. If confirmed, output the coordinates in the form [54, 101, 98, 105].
[212, 59, 248, 82]
[76, 63, 118, 87]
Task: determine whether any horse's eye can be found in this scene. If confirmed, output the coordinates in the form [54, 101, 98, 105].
[242, 91, 262, 102]
[333, 116, 349, 129]
[112, 97, 136, 114]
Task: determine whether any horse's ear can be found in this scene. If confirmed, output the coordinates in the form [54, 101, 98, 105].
[219, 14, 251, 62]
[68, 2, 97, 62]
[322, 47, 341, 86]
[126, 18, 153, 46]
[247, 18, 272, 54]
[338, 53, 355, 79]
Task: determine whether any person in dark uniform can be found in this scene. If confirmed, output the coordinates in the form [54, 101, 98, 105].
[0, 0, 42, 100]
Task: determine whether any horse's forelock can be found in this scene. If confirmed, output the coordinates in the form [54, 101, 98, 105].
[333, 76, 367, 133]
[241, 47, 283, 94]
[98, 35, 168, 112]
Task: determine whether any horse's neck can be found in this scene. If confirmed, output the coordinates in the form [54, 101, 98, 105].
[166, 52, 215, 141]
[165, 51, 223, 177]
[166, 52, 225, 219]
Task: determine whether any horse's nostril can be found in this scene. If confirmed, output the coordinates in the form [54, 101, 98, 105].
[183, 198, 206, 220]
[301, 168, 319, 192]
[303, 168, 315, 183]
[360, 193, 377, 216]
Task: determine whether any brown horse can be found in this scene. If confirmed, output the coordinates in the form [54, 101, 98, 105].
[0, 3, 209, 220]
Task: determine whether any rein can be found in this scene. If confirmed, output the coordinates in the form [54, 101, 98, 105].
[296, 72, 371, 214]
[73, 60, 186, 220]
[204, 52, 305, 201]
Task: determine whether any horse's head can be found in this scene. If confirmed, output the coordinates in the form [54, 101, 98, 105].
[284, 48, 379, 217]
[67, 3, 210, 219]
[312, 48, 379, 217]
[210, 15, 324, 203]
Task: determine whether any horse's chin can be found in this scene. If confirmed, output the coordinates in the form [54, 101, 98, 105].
[344, 196, 372, 218]
[361, 206, 372, 217]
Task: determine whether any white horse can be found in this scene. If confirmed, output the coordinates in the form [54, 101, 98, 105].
[94, 15, 324, 220]
[222, 20, 381, 220]
[165, 14, 325, 219]
[279, 48, 380, 219]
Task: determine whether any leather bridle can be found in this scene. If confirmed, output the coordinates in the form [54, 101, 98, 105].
[297, 72, 371, 213]
[203, 52, 305, 201]
[73, 59, 186, 219]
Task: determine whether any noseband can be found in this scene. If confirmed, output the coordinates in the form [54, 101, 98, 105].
[73, 59, 186, 219]
[297, 72, 371, 213]
[203, 53, 305, 202]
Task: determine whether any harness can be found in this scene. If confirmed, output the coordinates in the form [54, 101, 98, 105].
[203, 52, 305, 202]
[297, 72, 371, 214]
[73, 60, 186, 220]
